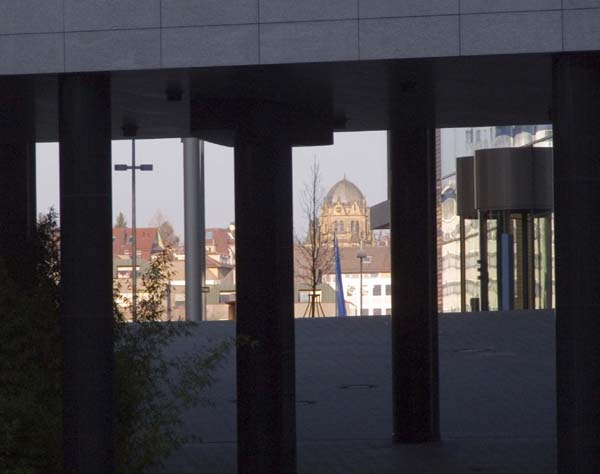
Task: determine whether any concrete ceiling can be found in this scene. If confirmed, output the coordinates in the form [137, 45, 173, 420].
[33, 53, 553, 144]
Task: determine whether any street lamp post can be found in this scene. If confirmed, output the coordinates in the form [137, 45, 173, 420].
[115, 138, 153, 321]
[357, 250, 366, 316]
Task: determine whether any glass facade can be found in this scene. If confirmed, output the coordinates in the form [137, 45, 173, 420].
[439, 125, 555, 312]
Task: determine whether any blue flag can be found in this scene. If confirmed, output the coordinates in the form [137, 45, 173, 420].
[334, 234, 347, 317]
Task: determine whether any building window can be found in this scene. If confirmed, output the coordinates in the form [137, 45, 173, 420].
[299, 290, 322, 303]
[442, 198, 456, 221]
[373, 308, 382, 316]
[219, 291, 235, 304]
[385, 284, 391, 295]
[385, 308, 391, 315]
[175, 294, 185, 308]
[361, 309, 369, 316]
[372, 285, 381, 296]
[117, 266, 139, 279]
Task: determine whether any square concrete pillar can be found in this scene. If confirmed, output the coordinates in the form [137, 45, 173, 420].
[389, 127, 439, 443]
[553, 53, 600, 474]
[0, 77, 36, 285]
[59, 73, 115, 474]
[234, 133, 296, 474]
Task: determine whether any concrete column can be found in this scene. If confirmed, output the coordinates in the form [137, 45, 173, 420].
[389, 127, 439, 443]
[234, 133, 296, 474]
[182, 137, 206, 322]
[0, 77, 36, 284]
[59, 73, 114, 474]
[553, 53, 600, 474]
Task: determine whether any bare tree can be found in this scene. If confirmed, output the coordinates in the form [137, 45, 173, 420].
[295, 159, 334, 317]
[149, 210, 180, 247]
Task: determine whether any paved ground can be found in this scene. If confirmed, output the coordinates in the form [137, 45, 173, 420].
[160, 311, 556, 473]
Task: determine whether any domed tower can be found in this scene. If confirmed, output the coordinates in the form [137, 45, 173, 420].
[320, 177, 372, 247]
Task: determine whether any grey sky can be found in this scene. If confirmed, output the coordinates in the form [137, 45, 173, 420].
[36, 131, 389, 242]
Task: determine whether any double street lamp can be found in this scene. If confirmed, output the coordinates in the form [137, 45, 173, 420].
[356, 249, 367, 316]
[115, 137, 153, 321]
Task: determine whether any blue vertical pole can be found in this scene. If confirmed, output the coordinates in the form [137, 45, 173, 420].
[500, 233, 514, 311]
[334, 235, 347, 317]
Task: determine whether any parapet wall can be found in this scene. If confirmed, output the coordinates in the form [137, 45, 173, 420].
[1, 1, 598, 75]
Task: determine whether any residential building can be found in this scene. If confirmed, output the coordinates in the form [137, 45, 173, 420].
[322, 246, 391, 316]
[112, 226, 165, 261]
[205, 224, 236, 266]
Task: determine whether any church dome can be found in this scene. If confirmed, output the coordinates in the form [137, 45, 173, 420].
[325, 178, 365, 205]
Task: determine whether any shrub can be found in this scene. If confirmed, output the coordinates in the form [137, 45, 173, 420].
[0, 211, 231, 474]
[113, 250, 232, 473]
[0, 211, 63, 474]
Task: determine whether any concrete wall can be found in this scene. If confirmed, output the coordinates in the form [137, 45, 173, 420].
[1, 1, 599, 75]
[294, 302, 357, 317]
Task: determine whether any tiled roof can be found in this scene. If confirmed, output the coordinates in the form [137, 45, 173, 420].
[336, 246, 390, 274]
[294, 244, 390, 279]
[165, 257, 234, 281]
[205, 227, 235, 255]
[207, 256, 233, 269]
[112, 227, 163, 261]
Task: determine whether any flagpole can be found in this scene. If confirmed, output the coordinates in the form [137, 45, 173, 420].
[357, 244, 366, 316]
[334, 234, 347, 317]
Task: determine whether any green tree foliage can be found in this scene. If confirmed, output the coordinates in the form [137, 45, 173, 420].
[116, 212, 128, 228]
[113, 250, 231, 473]
[0, 211, 231, 474]
[0, 211, 62, 474]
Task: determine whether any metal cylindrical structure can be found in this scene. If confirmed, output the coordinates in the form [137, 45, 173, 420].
[456, 155, 477, 219]
[474, 147, 553, 212]
[183, 137, 206, 322]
